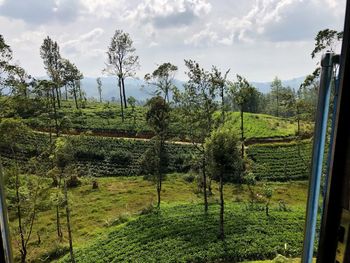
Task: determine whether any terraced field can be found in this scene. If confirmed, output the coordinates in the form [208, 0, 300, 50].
[247, 140, 312, 181]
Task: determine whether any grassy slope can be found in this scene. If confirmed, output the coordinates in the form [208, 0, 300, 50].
[218, 112, 313, 139]
[8, 175, 309, 262]
[59, 203, 306, 263]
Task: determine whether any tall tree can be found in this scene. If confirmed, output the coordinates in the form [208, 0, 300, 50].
[60, 58, 83, 109]
[210, 66, 230, 123]
[176, 60, 217, 213]
[228, 75, 257, 158]
[142, 96, 170, 208]
[104, 29, 139, 120]
[52, 137, 76, 263]
[0, 34, 14, 95]
[0, 119, 39, 263]
[144, 62, 178, 103]
[270, 77, 282, 117]
[40, 36, 62, 108]
[96, 77, 103, 102]
[205, 128, 242, 240]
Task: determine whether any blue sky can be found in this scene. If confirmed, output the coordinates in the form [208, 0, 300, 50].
[0, 0, 346, 81]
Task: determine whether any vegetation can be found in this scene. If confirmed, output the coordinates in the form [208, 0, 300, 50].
[4, 175, 309, 262]
[0, 27, 340, 263]
[59, 203, 307, 263]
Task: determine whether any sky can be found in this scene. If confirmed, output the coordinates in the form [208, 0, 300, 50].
[0, 0, 346, 82]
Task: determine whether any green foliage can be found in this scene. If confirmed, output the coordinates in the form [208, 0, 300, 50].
[146, 96, 170, 137]
[59, 203, 307, 263]
[205, 128, 243, 183]
[108, 150, 132, 165]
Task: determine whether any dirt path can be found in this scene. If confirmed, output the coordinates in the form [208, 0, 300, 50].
[33, 128, 312, 146]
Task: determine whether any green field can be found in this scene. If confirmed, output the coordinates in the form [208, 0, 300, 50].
[6, 175, 310, 262]
[59, 203, 306, 263]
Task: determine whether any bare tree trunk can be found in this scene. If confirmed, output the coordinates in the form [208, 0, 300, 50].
[15, 170, 26, 263]
[55, 86, 61, 109]
[51, 89, 60, 137]
[65, 85, 68, 100]
[240, 109, 244, 159]
[118, 78, 124, 122]
[56, 173, 63, 241]
[219, 175, 225, 241]
[72, 86, 78, 109]
[202, 157, 208, 213]
[64, 177, 75, 263]
[121, 77, 127, 108]
[157, 179, 161, 208]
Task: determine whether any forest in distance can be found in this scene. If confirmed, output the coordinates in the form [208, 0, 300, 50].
[0, 26, 343, 263]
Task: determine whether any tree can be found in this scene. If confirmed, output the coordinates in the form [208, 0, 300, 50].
[96, 77, 103, 102]
[144, 62, 178, 103]
[143, 96, 170, 208]
[262, 184, 273, 216]
[210, 66, 230, 123]
[60, 58, 83, 109]
[127, 96, 137, 126]
[228, 75, 257, 158]
[104, 29, 140, 121]
[205, 128, 242, 240]
[0, 119, 38, 263]
[52, 137, 75, 263]
[176, 60, 218, 213]
[270, 77, 282, 117]
[311, 29, 343, 59]
[40, 36, 62, 108]
[0, 34, 14, 95]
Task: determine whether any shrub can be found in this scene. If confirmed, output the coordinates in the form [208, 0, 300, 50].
[183, 173, 195, 183]
[108, 150, 132, 165]
[75, 150, 105, 161]
[66, 175, 81, 188]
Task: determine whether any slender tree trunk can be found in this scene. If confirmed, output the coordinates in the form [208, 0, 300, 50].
[202, 157, 208, 213]
[52, 89, 60, 137]
[219, 175, 225, 241]
[64, 177, 75, 263]
[221, 86, 225, 123]
[56, 172, 63, 241]
[73, 87, 78, 109]
[157, 179, 161, 208]
[99, 91, 102, 103]
[276, 87, 279, 117]
[55, 86, 61, 108]
[65, 86, 68, 100]
[15, 170, 26, 263]
[265, 201, 269, 217]
[118, 78, 124, 122]
[121, 77, 127, 108]
[240, 108, 244, 158]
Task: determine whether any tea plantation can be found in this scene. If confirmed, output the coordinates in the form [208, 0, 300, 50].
[247, 140, 312, 181]
[59, 203, 307, 263]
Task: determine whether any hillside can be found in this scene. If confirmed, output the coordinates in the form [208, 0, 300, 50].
[5, 174, 309, 262]
[58, 203, 307, 263]
[24, 101, 313, 140]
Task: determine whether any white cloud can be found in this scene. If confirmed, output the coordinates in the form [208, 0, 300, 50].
[79, 0, 125, 19]
[61, 28, 105, 57]
[126, 0, 211, 28]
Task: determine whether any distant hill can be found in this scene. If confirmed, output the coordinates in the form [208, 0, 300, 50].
[251, 76, 305, 93]
[37, 76, 305, 101]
